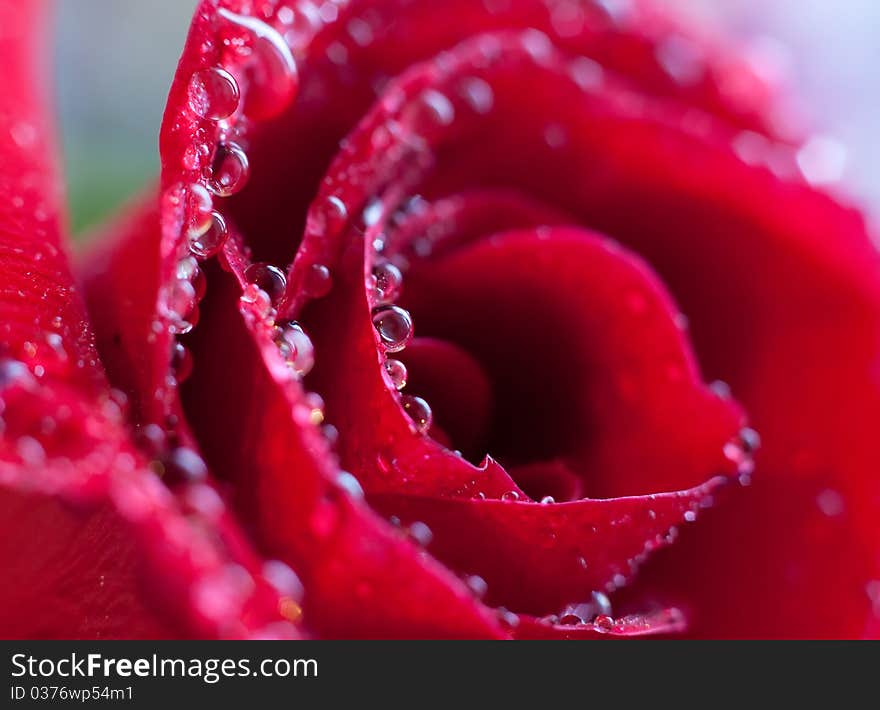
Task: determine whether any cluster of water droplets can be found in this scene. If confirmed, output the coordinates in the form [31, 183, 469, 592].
[149, 8, 314, 495]
[359, 198, 435, 436]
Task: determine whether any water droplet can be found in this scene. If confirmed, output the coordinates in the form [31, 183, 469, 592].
[188, 67, 240, 120]
[180, 182, 214, 239]
[383, 358, 408, 390]
[592, 591, 612, 617]
[543, 122, 568, 149]
[0, 359, 30, 387]
[262, 559, 304, 600]
[739, 427, 761, 453]
[337, 471, 365, 499]
[540, 495, 556, 504]
[371, 260, 403, 305]
[407, 521, 433, 547]
[316, 196, 348, 235]
[245, 263, 287, 303]
[496, 607, 520, 629]
[206, 141, 249, 197]
[135, 423, 167, 458]
[303, 263, 333, 298]
[816, 488, 845, 517]
[163, 447, 208, 482]
[218, 8, 299, 120]
[684, 510, 697, 522]
[240, 283, 275, 320]
[274, 321, 315, 377]
[322, 424, 339, 446]
[593, 614, 614, 633]
[177, 257, 207, 299]
[458, 76, 494, 114]
[401, 394, 432, 432]
[189, 210, 229, 258]
[709, 380, 732, 399]
[464, 574, 488, 598]
[372, 305, 413, 352]
[656, 35, 705, 86]
[171, 341, 193, 382]
[501, 490, 521, 502]
[402, 89, 455, 135]
[164, 279, 198, 334]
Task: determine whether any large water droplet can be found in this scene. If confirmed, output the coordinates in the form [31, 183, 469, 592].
[315, 196, 348, 235]
[218, 8, 299, 121]
[188, 67, 240, 120]
[164, 279, 198, 334]
[189, 210, 228, 258]
[177, 256, 207, 299]
[336, 471, 365, 499]
[371, 260, 403, 305]
[401, 394, 432, 432]
[206, 141, 249, 197]
[181, 182, 214, 238]
[593, 614, 614, 633]
[274, 321, 315, 377]
[372, 305, 413, 352]
[383, 358, 408, 390]
[303, 263, 333, 298]
[245, 262, 287, 303]
[262, 560, 304, 601]
[459, 76, 494, 114]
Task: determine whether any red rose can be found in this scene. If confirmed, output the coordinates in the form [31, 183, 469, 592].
[1, 0, 879, 639]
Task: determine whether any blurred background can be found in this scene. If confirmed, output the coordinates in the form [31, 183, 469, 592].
[54, 0, 880, 234]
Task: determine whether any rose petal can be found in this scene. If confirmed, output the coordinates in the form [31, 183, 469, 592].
[0, 375, 300, 639]
[0, 0, 102, 392]
[175, 240, 505, 638]
[370, 474, 728, 615]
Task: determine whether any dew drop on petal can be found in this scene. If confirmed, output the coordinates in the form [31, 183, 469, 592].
[336, 471, 365, 499]
[189, 210, 229, 258]
[592, 591, 612, 617]
[371, 260, 403, 305]
[458, 76, 494, 114]
[177, 257, 207, 299]
[135, 423, 167, 458]
[401, 394, 432, 432]
[303, 263, 333, 298]
[501, 490, 520, 502]
[739, 426, 761, 453]
[163, 447, 208, 482]
[406, 521, 433, 547]
[188, 67, 240, 120]
[171, 341, 193, 383]
[245, 262, 287, 303]
[316, 196, 348, 235]
[540, 495, 556, 504]
[593, 614, 614, 633]
[372, 305, 413, 352]
[274, 321, 315, 377]
[262, 559, 304, 601]
[497, 608, 520, 629]
[218, 8, 299, 121]
[464, 574, 488, 599]
[181, 182, 214, 238]
[383, 358, 408, 390]
[206, 141, 250, 197]
[164, 279, 198, 333]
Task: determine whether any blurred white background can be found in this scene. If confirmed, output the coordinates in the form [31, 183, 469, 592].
[54, 0, 880, 232]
